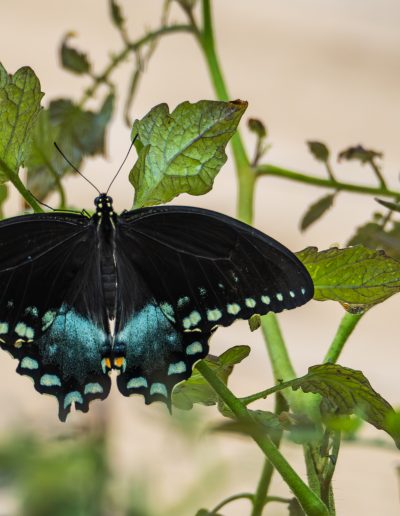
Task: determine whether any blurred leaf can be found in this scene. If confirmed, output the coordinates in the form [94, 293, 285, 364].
[248, 117, 266, 138]
[348, 221, 400, 260]
[248, 313, 261, 332]
[376, 198, 400, 213]
[60, 33, 91, 75]
[0, 434, 109, 516]
[300, 193, 335, 231]
[0, 184, 8, 215]
[307, 140, 329, 163]
[196, 510, 222, 516]
[26, 94, 114, 199]
[297, 245, 400, 310]
[130, 99, 247, 207]
[288, 498, 306, 516]
[323, 414, 364, 436]
[110, 0, 125, 28]
[338, 144, 382, 165]
[172, 345, 250, 410]
[291, 364, 400, 448]
[0, 64, 43, 182]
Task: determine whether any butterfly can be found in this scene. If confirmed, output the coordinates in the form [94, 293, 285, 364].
[0, 194, 313, 420]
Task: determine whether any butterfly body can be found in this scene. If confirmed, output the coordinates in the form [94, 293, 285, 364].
[0, 195, 313, 420]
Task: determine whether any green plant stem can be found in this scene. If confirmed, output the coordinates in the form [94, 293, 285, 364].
[0, 158, 43, 213]
[251, 459, 274, 516]
[196, 361, 330, 516]
[79, 24, 194, 107]
[211, 493, 254, 513]
[323, 312, 363, 364]
[197, 0, 253, 224]
[256, 163, 400, 199]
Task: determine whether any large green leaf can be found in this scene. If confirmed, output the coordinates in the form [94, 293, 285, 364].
[291, 364, 400, 448]
[130, 99, 247, 207]
[172, 345, 250, 410]
[26, 94, 114, 200]
[296, 245, 400, 311]
[0, 64, 43, 182]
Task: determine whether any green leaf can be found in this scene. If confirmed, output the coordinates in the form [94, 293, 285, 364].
[26, 94, 114, 200]
[248, 313, 261, 332]
[0, 184, 8, 218]
[376, 198, 400, 213]
[130, 99, 248, 207]
[60, 33, 91, 75]
[0, 64, 43, 182]
[348, 220, 400, 260]
[172, 345, 250, 410]
[296, 245, 400, 311]
[307, 140, 330, 162]
[291, 364, 400, 448]
[110, 0, 125, 28]
[300, 193, 335, 231]
[338, 144, 382, 165]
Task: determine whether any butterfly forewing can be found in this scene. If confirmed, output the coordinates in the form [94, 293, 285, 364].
[113, 206, 313, 404]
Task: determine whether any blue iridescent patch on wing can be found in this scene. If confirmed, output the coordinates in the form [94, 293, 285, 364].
[115, 302, 210, 402]
[16, 304, 111, 421]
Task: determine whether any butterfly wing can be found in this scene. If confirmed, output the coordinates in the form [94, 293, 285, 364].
[114, 205, 313, 404]
[0, 213, 111, 420]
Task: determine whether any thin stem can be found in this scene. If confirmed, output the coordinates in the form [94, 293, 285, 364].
[0, 158, 43, 213]
[196, 361, 330, 516]
[323, 312, 363, 364]
[79, 24, 194, 107]
[321, 432, 341, 510]
[256, 163, 400, 199]
[211, 493, 253, 513]
[251, 460, 274, 516]
[325, 161, 336, 182]
[369, 159, 387, 190]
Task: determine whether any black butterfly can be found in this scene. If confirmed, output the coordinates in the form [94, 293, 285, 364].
[0, 194, 313, 420]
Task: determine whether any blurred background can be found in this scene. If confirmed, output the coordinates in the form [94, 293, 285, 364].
[0, 1, 400, 514]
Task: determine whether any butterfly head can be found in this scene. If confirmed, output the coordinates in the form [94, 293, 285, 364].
[94, 194, 114, 215]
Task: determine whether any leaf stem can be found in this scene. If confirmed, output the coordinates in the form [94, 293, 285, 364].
[196, 361, 330, 516]
[256, 163, 400, 199]
[211, 493, 253, 513]
[0, 158, 43, 213]
[323, 312, 363, 364]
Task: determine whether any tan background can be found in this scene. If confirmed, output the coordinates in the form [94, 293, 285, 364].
[1, 1, 400, 514]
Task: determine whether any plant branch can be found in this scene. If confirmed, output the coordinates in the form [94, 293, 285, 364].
[323, 312, 363, 364]
[256, 163, 400, 199]
[196, 361, 330, 516]
[79, 24, 195, 107]
[0, 158, 43, 213]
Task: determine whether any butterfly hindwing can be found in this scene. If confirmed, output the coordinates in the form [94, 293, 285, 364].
[113, 206, 313, 404]
[0, 213, 111, 420]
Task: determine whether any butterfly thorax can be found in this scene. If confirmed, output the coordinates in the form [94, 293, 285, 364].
[93, 194, 118, 320]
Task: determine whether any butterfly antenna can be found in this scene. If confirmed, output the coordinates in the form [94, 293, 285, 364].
[53, 142, 101, 194]
[106, 134, 138, 195]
